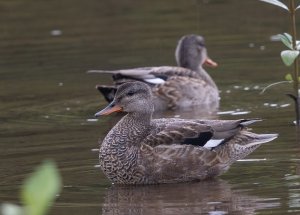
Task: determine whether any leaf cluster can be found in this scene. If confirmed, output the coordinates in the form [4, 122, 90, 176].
[1, 161, 62, 215]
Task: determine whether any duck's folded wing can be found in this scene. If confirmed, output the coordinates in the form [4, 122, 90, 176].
[146, 118, 261, 149]
[196, 119, 261, 139]
[149, 66, 199, 79]
[87, 66, 199, 85]
[144, 120, 214, 147]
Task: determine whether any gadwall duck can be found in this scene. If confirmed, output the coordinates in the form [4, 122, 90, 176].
[95, 81, 277, 185]
[89, 34, 219, 111]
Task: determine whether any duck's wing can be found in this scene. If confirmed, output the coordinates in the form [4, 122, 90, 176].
[87, 66, 199, 85]
[145, 118, 260, 148]
[195, 119, 261, 139]
[144, 119, 214, 147]
[88, 66, 201, 104]
[142, 119, 277, 182]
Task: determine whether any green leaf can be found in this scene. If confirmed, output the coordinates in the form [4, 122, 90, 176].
[277, 33, 293, 49]
[21, 161, 62, 215]
[296, 41, 300, 50]
[281, 50, 300, 66]
[1, 204, 24, 215]
[259, 0, 289, 11]
[285, 73, 293, 81]
[283, 33, 293, 43]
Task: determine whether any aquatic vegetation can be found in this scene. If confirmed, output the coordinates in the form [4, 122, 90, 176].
[260, 0, 300, 125]
[1, 161, 62, 215]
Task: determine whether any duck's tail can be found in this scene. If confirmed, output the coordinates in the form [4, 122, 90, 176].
[240, 133, 278, 148]
[216, 131, 278, 163]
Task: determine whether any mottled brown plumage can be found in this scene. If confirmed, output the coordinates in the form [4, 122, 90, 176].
[95, 82, 277, 185]
[88, 34, 219, 111]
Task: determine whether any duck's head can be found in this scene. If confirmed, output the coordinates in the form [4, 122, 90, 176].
[175, 34, 218, 71]
[95, 81, 154, 117]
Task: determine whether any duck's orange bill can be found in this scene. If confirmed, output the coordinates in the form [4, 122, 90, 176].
[95, 103, 123, 117]
[204, 58, 218, 68]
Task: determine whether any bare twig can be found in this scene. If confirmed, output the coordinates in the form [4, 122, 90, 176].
[260, 81, 292, 94]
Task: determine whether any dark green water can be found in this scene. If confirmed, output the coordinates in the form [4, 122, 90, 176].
[1, 0, 300, 214]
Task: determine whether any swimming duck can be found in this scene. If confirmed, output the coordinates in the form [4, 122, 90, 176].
[89, 34, 219, 111]
[95, 81, 277, 185]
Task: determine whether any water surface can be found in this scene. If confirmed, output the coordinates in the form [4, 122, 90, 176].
[1, 0, 300, 214]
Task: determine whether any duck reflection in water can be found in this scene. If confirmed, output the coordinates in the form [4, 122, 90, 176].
[101, 179, 280, 215]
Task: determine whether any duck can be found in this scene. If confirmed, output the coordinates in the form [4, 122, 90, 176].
[88, 34, 219, 111]
[94, 81, 277, 185]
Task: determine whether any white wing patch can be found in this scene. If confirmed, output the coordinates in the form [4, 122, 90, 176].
[203, 139, 224, 149]
[143, 78, 165, 84]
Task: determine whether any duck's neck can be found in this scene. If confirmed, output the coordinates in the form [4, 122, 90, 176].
[109, 111, 152, 146]
[197, 67, 218, 89]
[125, 111, 152, 127]
[176, 53, 218, 89]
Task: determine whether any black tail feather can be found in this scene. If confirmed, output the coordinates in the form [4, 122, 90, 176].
[96, 85, 117, 103]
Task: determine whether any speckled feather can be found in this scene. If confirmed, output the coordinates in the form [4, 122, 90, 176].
[89, 34, 219, 111]
[96, 82, 277, 185]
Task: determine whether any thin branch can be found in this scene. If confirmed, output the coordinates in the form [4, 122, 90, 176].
[289, 0, 300, 125]
[260, 80, 292, 94]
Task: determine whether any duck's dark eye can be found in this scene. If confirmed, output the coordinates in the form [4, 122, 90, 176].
[198, 42, 205, 47]
[127, 91, 135, 96]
